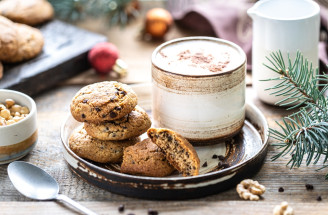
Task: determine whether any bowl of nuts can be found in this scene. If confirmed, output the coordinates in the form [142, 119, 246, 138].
[0, 89, 37, 164]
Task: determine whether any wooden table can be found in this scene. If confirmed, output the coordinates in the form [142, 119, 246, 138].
[1, 2, 328, 215]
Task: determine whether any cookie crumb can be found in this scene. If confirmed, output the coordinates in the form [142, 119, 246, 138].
[317, 196, 322, 201]
[118, 204, 125, 213]
[305, 184, 314, 190]
[278, 187, 284, 192]
[218, 155, 225, 161]
[218, 162, 230, 169]
[202, 161, 208, 167]
[148, 209, 158, 215]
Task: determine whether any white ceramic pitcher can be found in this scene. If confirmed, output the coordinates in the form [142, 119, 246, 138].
[248, 0, 320, 105]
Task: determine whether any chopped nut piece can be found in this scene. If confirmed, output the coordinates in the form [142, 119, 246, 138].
[236, 179, 265, 201]
[273, 201, 294, 215]
[11, 104, 21, 113]
[5, 99, 15, 108]
[1, 109, 11, 119]
[0, 99, 30, 126]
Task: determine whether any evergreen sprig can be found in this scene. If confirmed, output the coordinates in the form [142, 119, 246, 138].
[264, 51, 328, 178]
[48, 0, 137, 25]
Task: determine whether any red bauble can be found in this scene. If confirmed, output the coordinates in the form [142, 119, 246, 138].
[88, 42, 119, 74]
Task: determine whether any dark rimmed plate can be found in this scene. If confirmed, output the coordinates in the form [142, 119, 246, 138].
[60, 96, 268, 200]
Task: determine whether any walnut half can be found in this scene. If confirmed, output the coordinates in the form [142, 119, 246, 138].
[273, 201, 294, 215]
[236, 179, 265, 201]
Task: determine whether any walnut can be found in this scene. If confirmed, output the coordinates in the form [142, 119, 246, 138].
[236, 179, 265, 201]
[273, 201, 294, 215]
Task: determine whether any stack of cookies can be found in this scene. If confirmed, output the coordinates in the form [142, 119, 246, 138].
[69, 81, 151, 163]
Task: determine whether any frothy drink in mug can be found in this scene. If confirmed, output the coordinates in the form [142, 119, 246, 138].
[154, 39, 243, 75]
[151, 37, 246, 145]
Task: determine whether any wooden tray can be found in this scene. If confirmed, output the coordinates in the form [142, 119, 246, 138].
[0, 20, 107, 96]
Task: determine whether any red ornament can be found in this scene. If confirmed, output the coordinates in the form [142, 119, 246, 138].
[88, 42, 119, 74]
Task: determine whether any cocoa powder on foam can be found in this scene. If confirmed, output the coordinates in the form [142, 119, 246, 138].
[177, 49, 230, 73]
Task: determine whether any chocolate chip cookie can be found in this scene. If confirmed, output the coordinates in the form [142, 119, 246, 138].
[5, 23, 44, 63]
[70, 81, 138, 122]
[147, 128, 200, 177]
[121, 138, 175, 177]
[69, 126, 140, 163]
[0, 16, 18, 61]
[84, 105, 151, 141]
[0, 15, 44, 63]
[0, 0, 54, 26]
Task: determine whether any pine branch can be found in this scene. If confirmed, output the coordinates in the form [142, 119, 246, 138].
[48, 0, 136, 25]
[264, 50, 328, 178]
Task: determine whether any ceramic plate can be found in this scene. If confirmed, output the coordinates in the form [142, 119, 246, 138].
[61, 88, 268, 200]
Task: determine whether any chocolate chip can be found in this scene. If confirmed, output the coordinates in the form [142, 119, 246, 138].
[81, 113, 86, 118]
[114, 106, 122, 111]
[167, 135, 172, 142]
[218, 155, 225, 161]
[202, 161, 208, 167]
[278, 187, 284, 192]
[120, 91, 127, 96]
[148, 209, 158, 215]
[95, 107, 101, 112]
[212, 154, 218, 159]
[82, 99, 88, 103]
[102, 114, 106, 118]
[110, 111, 117, 118]
[305, 184, 314, 190]
[110, 96, 117, 102]
[317, 195, 322, 201]
[118, 204, 124, 212]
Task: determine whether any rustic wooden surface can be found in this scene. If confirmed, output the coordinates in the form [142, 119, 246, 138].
[1, 1, 328, 215]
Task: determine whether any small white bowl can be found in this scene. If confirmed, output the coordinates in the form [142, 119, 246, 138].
[0, 89, 38, 164]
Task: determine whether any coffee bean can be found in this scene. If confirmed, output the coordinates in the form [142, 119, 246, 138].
[118, 204, 124, 212]
[305, 184, 314, 190]
[148, 209, 158, 215]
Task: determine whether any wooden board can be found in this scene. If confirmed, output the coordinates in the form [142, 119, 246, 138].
[0, 20, 107, 96]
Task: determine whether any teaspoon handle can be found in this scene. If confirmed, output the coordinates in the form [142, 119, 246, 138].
[56, 194, 98, 215]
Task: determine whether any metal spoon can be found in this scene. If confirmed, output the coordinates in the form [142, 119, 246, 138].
[8, 161, 98, 215]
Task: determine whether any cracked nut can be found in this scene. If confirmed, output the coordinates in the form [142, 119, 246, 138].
[236, 179, 265, 201]
[273, 201, 294, 215]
